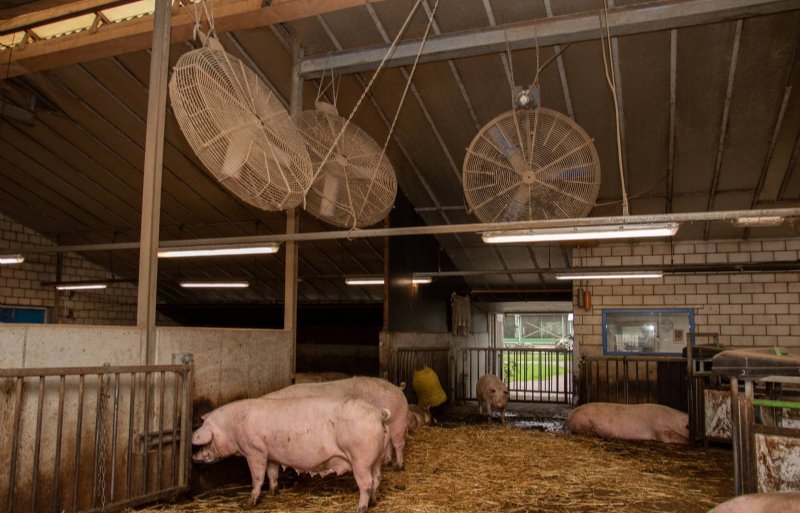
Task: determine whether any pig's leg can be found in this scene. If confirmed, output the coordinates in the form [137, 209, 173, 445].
[383, 445, 392, 466]
[245, 453, 268, 506]
[477, 397, 484, 416]
[390, 430, 405, 471]
[267, 461, 280, 496]
[353, 465, 374, 513]
[487, 404, 493, 424]
[369, 458, 383, 505]
[500, 407, 506, 426]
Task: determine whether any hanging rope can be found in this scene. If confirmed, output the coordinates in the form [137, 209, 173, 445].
[305, 0, 425, 189]
[600, 1, 629, 216]
[353, 0, 442, 227]
[192, 0, 217, 43]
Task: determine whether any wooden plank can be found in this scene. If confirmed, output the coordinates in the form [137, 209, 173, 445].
[1, 0, 387, 78]
[0, 0, 132, 34]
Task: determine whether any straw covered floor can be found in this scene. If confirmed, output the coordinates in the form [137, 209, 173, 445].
[135, 425, 734, 513]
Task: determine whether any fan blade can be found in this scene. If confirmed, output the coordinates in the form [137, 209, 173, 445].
[487, 125, 527, 176]
[502, 185, 530, 222]
[319, 172, 340, 217]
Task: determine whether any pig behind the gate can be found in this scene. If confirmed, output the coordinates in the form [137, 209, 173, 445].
[567, 402, 689, 445]
[266, 377, 410, 469]
[192, 396, 390, 512]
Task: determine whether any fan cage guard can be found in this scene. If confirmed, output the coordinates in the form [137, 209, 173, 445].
[294, 106, 398, 228]
[169, 45, 312, 211]
[463, 107, 601, 223]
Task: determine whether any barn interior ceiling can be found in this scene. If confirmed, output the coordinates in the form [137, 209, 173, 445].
[0, 0, 799, 304]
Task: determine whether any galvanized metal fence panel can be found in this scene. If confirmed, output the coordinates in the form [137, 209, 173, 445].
[0, 362, 193, 513]
[580, 355, 687, 410]
[390, 348, 450, 404]
[454, 348, 574, 404]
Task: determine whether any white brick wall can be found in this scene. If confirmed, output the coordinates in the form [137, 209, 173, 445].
[0, 212, 137, 325]
[572, 238, 800, 358]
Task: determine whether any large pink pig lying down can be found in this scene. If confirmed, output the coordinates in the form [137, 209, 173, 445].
[567, 402, 689, 445]
[710, 492, 800, 513]
[266, 377, 410, 470]
[192, 396, 390, 512]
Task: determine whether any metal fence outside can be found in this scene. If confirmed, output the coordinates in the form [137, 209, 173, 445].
[1, 360, 194, 513]
[454, 348, 574, 404]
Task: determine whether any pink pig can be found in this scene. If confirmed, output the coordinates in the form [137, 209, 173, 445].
[476, 374, 509, 425]
[567, 402, 689, 445]
[710, 492, 800, 513]
[266, 376, 409, 470]
[192, 396, 390, 512]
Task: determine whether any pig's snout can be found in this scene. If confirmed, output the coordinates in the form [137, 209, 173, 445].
[192, 447, 219, 465]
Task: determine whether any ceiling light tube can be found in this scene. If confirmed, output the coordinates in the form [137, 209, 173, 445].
[555, 271, 664, 281]
[0, 254, 25, 264]
[180, 281, 250, 289]
[55, 283, 109, 291]
[733, 216, 784, 227]
[345, 277, 384, 286]
[158, 243, 280, 258]
[412, 276, 433, 285]
[482, 223, 679, 244]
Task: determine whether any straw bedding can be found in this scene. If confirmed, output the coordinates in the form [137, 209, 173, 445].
[135, 425, 733, 513]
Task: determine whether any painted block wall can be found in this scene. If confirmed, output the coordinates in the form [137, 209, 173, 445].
[571, 238, 800, 358]
[0, 212, 137, 325]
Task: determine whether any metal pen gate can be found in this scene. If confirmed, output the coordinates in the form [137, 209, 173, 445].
[454, 348, 574, 404]
[580, 355, 688, 411]
[390, 348, 450, 404]
[1, 360, 194, 513]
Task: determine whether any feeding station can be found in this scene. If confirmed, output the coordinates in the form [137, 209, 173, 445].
[712, 347, 800, 496]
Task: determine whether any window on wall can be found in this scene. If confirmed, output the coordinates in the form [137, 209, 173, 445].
[501, 313, 573, 347]
[602, 309, 694, 355]
[0, 306, 48, 324]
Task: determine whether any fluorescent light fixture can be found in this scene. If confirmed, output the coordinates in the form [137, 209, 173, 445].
[555, 271, 664, 280]
[412, 276, 433, 285]
[0, 254, 25, 264]
[734, 216, 784, 227]
[158, 243, 280, 258]
[180, 281, 250, 289]
[345, 277, 384, 286]
[55, 283, 109, 291]
[482, 223, 679, 243]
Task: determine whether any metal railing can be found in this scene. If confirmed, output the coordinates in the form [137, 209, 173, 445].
[580, 355, 687, 410]
[1, 360, 193, 513]
[454, 348, 574, 404]
[390, 348, 450, 404]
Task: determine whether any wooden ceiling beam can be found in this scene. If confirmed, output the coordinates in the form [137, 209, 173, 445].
[1, 0, 387, 78]
[0, 0, 133, 34]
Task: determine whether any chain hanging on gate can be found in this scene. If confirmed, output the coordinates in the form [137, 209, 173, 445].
[96, 363, 112, 512]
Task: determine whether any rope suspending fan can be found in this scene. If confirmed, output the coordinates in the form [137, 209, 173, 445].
[169, 3, 312, 211]
[463, 33, 601, 223]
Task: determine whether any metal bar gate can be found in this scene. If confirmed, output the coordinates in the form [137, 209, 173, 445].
[390, 348, 450, 404]
[454, 348, 574, 404]
[580, 355, 687, 411]
[1, 360, 194, 513]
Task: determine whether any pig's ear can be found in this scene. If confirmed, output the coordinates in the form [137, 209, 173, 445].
[489, 387, 496, 395]
[192, 425, 213, 445]
[201, 413, 210, 421]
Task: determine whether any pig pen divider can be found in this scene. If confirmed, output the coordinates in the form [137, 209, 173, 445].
[579, 355, 688, 411]
[390, 348, 451, 404]
[0, 360, 194, 513]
